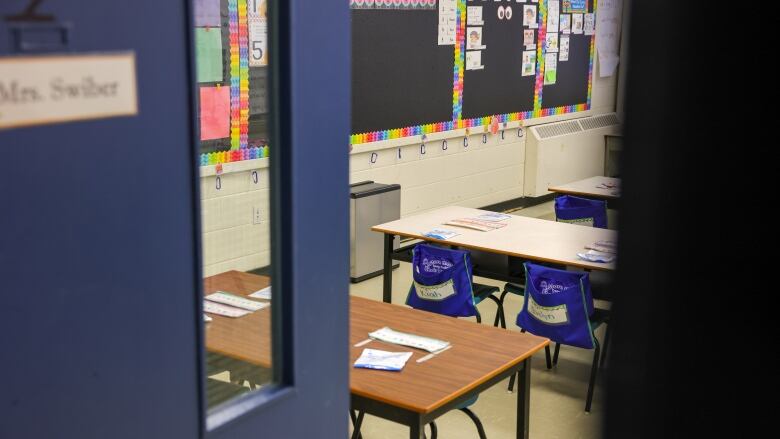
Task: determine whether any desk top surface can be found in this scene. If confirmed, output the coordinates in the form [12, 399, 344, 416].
[371, 206, 616, 271]
[204, 271, 549, 414]
[548, 176, 621, 199]
[350, 295, 548, 413]
[204, 272, 272, 367]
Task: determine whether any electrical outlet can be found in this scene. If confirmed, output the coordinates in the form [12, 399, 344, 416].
[252, 206, 262, 224]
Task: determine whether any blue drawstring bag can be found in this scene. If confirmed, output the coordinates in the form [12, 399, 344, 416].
[516, 263, 596, 349]
[554, 195, 608, 228]
[406, 244, 477, 318]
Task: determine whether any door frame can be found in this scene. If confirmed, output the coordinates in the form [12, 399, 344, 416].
[201, 0, 351, 437]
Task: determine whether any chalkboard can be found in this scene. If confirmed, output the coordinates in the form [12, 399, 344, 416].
[349, 0, 598, 141]
[351, 9, 455, 134]
[541, 1, 594, 109]
[462, 2, 536, 119]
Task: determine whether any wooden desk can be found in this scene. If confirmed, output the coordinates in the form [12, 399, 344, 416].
[351, 296, 548, 439]
[204, 272, 271, 367]
[204, 271, 548, 439]
[372, 206, 616, 303]
[548, 176, 621, 200]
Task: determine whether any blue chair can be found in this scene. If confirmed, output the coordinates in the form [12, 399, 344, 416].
[406, 243, 503, 324]
[499, 194, 613, 363]
[351, 244, 499, 439]
[509, 262, 610, 412]
[405, 243, 499, 438]
[554, 194, 608, 228]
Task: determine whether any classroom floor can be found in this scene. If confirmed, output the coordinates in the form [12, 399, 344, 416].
[348, 200, 614, 439]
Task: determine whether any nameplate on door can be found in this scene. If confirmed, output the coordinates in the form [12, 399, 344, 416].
[0, 52, 138, 130]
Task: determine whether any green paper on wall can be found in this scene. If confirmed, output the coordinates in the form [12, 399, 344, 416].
[196, 28, 223, 83]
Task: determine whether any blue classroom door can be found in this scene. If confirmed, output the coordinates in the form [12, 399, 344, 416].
[0, 1, 349, 438]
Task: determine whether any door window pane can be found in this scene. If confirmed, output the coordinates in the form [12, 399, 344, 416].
[194, 0, 273, 411]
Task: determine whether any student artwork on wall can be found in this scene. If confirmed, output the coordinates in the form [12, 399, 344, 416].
[559, 34, 570, 61]
[524, 29, 535, 49]
[194, 0, 221, 27]
[248, 0, 268, 67]
[522, 50, 537, 76]
[350, 0, 598, 145]
[200, 86, 230, 140]
[196, 28, 223, 83]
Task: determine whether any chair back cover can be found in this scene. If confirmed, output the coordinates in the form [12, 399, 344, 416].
[554, 195, 608, 228]
[406, 244, 477, 318]
[516, 262, 596, 349]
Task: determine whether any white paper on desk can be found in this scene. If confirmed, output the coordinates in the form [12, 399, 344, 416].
[576, 250, 616, 263]
[369, 327, 450, 353]
[203, 300, 252, 318]
[475, 212, 512, 222]
[585, 243, 616, 254]
[354, 349, 413, 372]
[445, 218, 508, 231]
[249, 286, 271, 300]
[206, 291, 268, 311]
[423, 228, 460, 241]
[204, 313, 212, 322]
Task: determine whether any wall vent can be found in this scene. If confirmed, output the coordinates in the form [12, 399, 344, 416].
[535, 120, 583, 139]
[579, 113, 620, 131]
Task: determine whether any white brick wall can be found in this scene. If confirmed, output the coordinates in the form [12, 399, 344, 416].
[350, 128, 527, 217]
[200, 161, 270, 277]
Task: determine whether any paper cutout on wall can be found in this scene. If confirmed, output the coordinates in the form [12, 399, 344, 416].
[200, 86, 230, 140]
[194, 0, 221, 27]
[596, 0, 623, 77]
[249, 0, 268, 66]
[196, 28, 224, 83]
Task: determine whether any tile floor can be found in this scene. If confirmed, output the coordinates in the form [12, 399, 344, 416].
[347, 201, 615, 439]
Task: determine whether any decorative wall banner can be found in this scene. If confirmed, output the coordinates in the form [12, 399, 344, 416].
[562, 0, 589, 14]
[350, 0, 437, 9]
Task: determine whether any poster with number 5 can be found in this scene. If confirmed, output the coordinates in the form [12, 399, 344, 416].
[249, 0, 268, 67]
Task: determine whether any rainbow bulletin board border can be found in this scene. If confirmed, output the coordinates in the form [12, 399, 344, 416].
[349, 0, 596, 145]
[350, 0, 437, 9]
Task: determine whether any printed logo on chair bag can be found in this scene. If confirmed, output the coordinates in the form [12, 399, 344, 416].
[414, 279, 457, 301]
[558, 217, 594, 227]
[539, 280, 565, 295]
[419, 257, 454, 274]
[527, 296, 569, 325]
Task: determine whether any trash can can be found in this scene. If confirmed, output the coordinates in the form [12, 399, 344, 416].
[350, 181, 401, 283]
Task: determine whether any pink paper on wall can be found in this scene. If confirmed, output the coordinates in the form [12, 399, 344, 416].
[199, 86, 230, 140]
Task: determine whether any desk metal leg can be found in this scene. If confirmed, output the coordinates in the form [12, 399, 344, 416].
[383, 233, 394, 303]
[517, 358, 531, 439]
[350, 411, 365, 439]
[409, 420, 423, 439]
